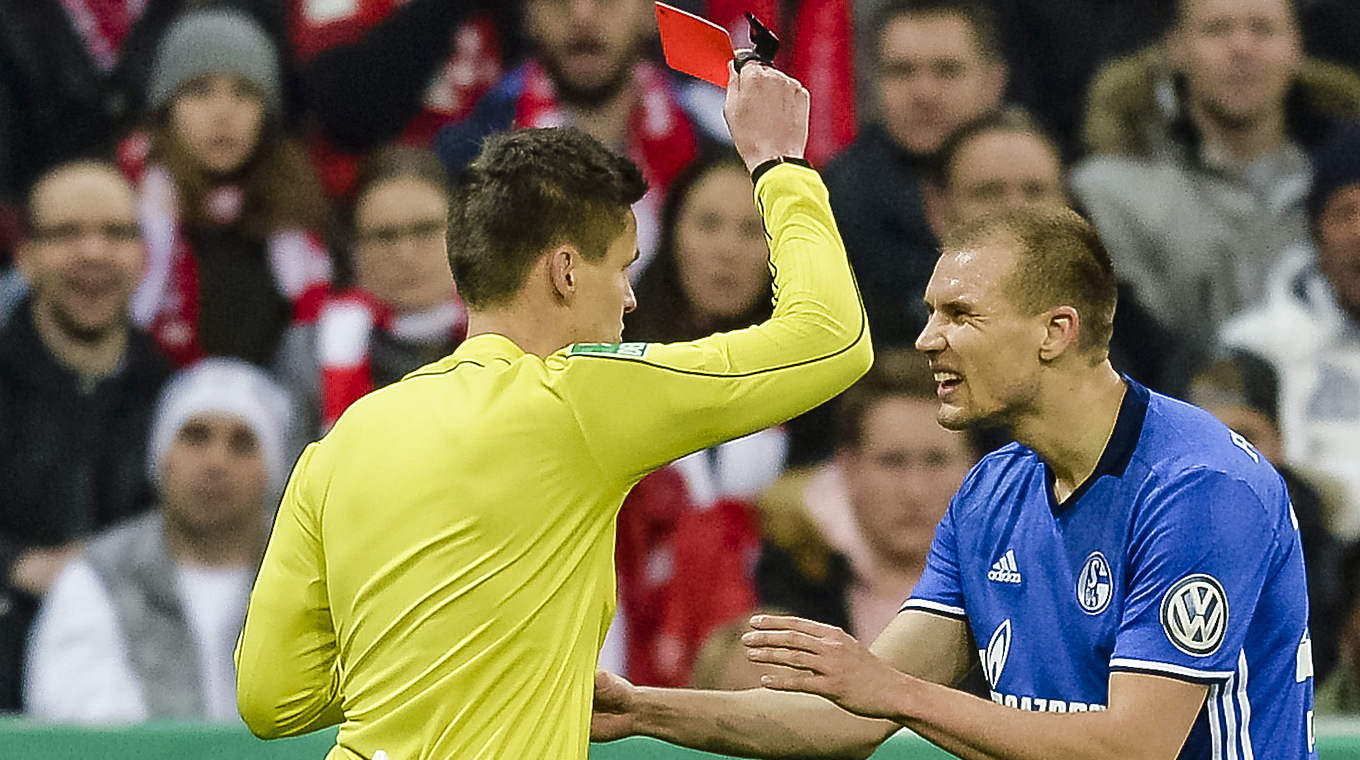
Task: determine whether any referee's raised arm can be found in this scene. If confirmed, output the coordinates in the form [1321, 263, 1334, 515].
[555, 62, 872, 480]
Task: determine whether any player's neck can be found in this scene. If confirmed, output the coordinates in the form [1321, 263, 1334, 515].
[1014, 362, 1127, 503]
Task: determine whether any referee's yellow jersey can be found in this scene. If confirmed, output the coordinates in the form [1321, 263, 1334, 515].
[235, 163, 872, 760]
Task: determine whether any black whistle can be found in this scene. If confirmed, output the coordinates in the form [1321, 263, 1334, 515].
[733, 12, 780, 72]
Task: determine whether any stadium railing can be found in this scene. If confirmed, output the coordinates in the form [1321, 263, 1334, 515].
[1, 719, 1358, 758]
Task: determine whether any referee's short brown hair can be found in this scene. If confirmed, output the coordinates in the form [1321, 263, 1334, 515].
[447, 127, 648, 310]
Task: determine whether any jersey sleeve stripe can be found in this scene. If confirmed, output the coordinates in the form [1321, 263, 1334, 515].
[1108, 657, 1234, 684]
[900, 599, 967, 618]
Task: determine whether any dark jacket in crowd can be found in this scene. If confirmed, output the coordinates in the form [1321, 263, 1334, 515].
[822, 123, 938, 351]
[0, 301, 170, 710]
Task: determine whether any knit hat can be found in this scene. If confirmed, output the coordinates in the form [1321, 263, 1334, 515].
[1308, 122, 1360, 225]
[148, 8, 282, 114]
[147, 358, 295, 495]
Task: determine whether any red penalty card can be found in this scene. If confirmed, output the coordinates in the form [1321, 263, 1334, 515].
[655, 2, 734, 88]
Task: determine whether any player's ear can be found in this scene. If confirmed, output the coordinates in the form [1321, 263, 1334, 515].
[546, 245, 578, 302]
[1038, 305, 1080, 361]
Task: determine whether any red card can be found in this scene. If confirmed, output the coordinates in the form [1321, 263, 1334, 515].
[655, 2, 734, 88]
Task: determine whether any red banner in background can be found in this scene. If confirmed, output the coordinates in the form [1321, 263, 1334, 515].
[701, 0, 855, 164]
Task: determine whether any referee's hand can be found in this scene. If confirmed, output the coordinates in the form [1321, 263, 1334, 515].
[724, 58, 810, 174]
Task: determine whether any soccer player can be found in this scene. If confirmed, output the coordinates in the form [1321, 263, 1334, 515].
[233, 63, 872, 759]
[592, 208, 1316, 759]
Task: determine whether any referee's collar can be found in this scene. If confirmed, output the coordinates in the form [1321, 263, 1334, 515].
[1048, 376, 1150, 514]
[454, 333, 528, 362]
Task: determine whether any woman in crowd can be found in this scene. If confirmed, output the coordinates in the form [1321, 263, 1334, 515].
[613, 149, 784, 687]
[127, 8, 331, 367]
[276, 145, 465, 439]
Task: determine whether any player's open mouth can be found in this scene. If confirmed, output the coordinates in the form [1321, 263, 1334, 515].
[933, 370, 963, 398]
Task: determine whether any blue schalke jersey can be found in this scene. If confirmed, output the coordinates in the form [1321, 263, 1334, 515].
[904, 379, 1316, 760]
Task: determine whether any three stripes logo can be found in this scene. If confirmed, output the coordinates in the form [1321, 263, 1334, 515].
[987, 550, 1022, 584]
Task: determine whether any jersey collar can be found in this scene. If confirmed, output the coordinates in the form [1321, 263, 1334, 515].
[1048, 377, 1150, 515]
[452, 333, 529, 364]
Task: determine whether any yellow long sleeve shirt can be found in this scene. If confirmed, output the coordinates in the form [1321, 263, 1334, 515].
[235, 162, 872, 760]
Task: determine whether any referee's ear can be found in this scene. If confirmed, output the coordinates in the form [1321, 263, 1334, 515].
[546, 244, 579, 302]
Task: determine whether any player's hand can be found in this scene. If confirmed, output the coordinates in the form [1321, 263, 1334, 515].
[723, 59, 810, 174]
[744, 614, 912, 720]
[591, 670, 639, 742]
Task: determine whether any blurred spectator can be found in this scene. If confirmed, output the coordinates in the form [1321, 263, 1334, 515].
[614, 151, 784, 685]
[276, 145, 466, 438]
[823, 0, 1006, 349]
[126, 8, 332, 368]
[292, 0, 516, 199]
[434, 0, 714, 275]
[1317, 541, 1360, 715]
[0, 1, 293, 265]
[755, 349, 977, 641]
[25, 359, 291, 722]
[0, 159, 170, 711]
[1072, 0, 1360, 376]
[1220, 122, 1360, 538]
[1186, 354, 1345, 683]
[927, 108, 1183, 395]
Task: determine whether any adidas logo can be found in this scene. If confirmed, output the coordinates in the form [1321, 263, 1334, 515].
[988, 550, 1022, 584]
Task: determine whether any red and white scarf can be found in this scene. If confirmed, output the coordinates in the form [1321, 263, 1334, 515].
[128, 161, 332, 366]
[515, 60, 700, 273]
[307, 288, 467, 430]
[59, 0, 148, 72]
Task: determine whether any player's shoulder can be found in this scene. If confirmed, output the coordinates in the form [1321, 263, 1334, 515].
[951, 441, 1042, 518]
[1133, 389, 1289, 520]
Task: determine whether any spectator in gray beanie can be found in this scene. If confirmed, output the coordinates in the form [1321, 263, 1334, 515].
[129, 7, 331, 369]
[24, 358, 295, 723]
[149, 8, 284, 116]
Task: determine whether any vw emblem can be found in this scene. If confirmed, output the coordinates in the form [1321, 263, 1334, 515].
[1076, 552, 1113, 615]
[1160, 574, 1229, 657]
[983, 619, 1012, 687]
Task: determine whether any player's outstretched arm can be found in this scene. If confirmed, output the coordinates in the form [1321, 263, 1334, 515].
[746, 616, 1207, 760]
[591, 610, 975, 759]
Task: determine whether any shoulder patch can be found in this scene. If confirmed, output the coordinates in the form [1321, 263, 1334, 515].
[568, 342, 649, 358]
[1160, 573, 1228, 657]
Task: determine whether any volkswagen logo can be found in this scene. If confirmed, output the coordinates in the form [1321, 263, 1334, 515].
[1160, 574, 1229, 656]
[1076, 551, 1112, 615]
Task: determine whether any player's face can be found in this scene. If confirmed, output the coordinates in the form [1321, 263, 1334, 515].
[874, 12, 1004, 156]
[915, 241, 1046, 430]
[17, 165, 146, 342]
[526, 0, 650, 103]
[160, 414, 269, 537]
[574, 211, 638, 343]
[1170, 0, 1300, 129]
[945, 130, 1066, 225]
[1316, 184, 1360, 319]
[841, 396, 974, 563]
[673, 164, 770, 323]
[170, 74, 266, 176]
[352, 176, 454, 314]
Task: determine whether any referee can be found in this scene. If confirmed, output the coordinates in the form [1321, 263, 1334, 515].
[234, 63, 872, 759]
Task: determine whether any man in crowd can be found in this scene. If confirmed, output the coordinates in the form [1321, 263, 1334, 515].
[1220, 122, 1360, 539]
[0, 159, 170, 710]
[26, 359, 291, 722]
[1073, 0, 1360, 373]
[434, 0, 713, 273]
[823, 0, 1006, 348]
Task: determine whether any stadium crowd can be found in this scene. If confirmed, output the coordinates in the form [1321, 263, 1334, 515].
[2, 0, 1360, 725]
